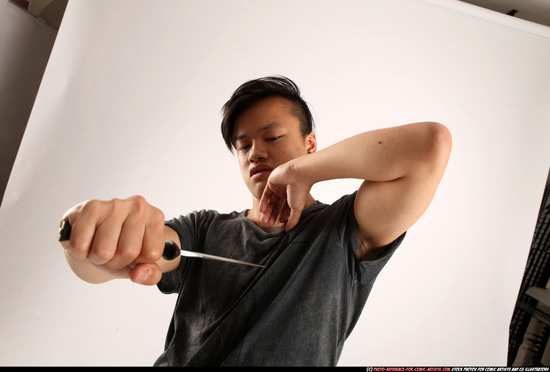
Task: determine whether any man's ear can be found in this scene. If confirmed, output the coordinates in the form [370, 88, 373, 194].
[306, 132, 317, 154]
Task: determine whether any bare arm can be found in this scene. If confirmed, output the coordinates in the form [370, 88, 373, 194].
[60, 196, 181, 285]
[260, 122, 452, 259]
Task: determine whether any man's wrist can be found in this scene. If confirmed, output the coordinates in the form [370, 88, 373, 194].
[289, 153, 320, 188]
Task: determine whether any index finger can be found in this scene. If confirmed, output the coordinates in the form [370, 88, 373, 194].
[259, 186, 273, 215]
[60, 210, 101, 260]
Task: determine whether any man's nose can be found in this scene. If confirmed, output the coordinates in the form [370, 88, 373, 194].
[248, 141, 267, 163]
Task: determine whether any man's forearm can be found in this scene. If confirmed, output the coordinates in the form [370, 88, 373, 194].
[292, 122, 451, 185]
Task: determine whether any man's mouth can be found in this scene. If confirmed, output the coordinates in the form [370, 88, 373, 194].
[249, 164, 272, 178]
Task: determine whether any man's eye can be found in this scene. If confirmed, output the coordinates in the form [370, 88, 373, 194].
[267, 136, 281, 142]
[239, 144, 251, 151]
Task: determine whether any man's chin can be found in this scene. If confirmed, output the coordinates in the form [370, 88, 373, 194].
[246, 181, 267, 200]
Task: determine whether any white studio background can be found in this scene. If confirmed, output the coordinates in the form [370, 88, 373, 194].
[1, 0, 550, 366]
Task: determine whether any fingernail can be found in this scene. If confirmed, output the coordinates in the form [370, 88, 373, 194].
[135, 268, 150, 284]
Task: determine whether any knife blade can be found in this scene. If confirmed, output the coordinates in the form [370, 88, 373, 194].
[163, 240, 264, 268]
[59, 220, 264, 268]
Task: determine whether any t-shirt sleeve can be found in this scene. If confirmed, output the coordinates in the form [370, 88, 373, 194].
[156, 212, 202, 294]
[334, 192, 406, 285]
[157, 254, 187, 294]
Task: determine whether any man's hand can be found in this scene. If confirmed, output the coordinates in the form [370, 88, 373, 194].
[59, 195, 167, 285]
[259, 161, 314, 231]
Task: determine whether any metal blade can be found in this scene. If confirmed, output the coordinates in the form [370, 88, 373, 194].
[179, 249, 264, 268]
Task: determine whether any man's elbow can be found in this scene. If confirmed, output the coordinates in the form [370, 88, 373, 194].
[423, 121, 453, 166]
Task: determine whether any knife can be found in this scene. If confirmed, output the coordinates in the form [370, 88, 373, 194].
[58, 220, 264, 268]
[162, 240, 264, 267]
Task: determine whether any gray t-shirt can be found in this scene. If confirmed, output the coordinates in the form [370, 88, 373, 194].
[154, 193, 405, 366]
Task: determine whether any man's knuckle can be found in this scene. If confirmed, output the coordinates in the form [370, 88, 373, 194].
[69, 237, 89, 257]
[130, 195, 148, 216]
[142, 249, 160, 262]
[118, 246, 139, 262]
[108, 198, 124, 215]
[82, 199, 102, 215]
[148, 207, 164, 224]
[131, 195, 147, 205]
[91, 245, 113, 262]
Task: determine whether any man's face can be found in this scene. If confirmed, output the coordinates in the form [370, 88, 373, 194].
[234, 96, 316, 200]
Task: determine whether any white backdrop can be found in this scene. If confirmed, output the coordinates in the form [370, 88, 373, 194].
[1, 0, 550, 366]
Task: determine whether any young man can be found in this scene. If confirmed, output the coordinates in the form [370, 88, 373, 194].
[60, 76, 452, 366]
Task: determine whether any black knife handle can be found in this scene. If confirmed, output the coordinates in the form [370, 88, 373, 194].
[59, 220, 72, 242]
[162, 240, 180, 260]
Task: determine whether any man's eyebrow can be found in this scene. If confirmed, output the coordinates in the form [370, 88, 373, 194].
[235, 122, 281, 141]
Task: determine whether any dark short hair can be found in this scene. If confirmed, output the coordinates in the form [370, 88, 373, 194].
[221, 76, 315, 152]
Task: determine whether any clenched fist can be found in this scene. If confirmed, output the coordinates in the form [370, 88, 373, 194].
[59, 195, 177, 285]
